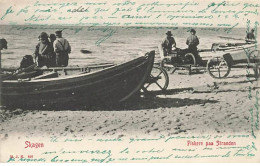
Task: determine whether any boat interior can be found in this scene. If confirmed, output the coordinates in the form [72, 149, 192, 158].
[1, 63, 115, 81]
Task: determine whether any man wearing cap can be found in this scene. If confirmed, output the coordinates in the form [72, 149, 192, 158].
[34, 32, 56, 67]
[53, 30, 71, 67]
[161, 31, 176, 57]
[186, 29, 200, 63]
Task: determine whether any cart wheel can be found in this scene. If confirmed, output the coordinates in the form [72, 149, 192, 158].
[247, 50, 260, 79]
[207, 57, 231, 79]
[184, 53, 197, 65]
[143, 66, 169, 92]
[160, 57, 173, 72]
[247, 50, 260, 64]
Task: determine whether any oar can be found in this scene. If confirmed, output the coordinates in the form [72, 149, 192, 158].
[2, 63, 37, 81]
[80, 49, 92, 54]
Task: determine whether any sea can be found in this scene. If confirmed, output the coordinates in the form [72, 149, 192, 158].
[0, 25, 251, 68]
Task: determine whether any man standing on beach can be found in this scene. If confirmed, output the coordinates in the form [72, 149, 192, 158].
[53, 30, 71, 67]
[34, 32, 56, 67]
[186, 29, 200, 64]
[161, 31, 176, 57]
[0, 38, 7, 74]
[246, 29, 255, 43]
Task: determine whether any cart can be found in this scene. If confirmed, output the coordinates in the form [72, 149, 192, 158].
[159, 42, 260, 79]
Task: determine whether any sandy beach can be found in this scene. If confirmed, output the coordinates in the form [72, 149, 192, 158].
[1, 0, 260, 162]
[0, 66, 259, 139]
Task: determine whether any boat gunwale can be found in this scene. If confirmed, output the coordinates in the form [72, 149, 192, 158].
[3, 59, 151, 95]
[2, 55, 148, 84]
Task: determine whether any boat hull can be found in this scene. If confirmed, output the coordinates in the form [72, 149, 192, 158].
[1, 51, 155, 108]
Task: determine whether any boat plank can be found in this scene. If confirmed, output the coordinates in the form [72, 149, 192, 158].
[3, 60, 149, 95]
[1, 51, 155, 107]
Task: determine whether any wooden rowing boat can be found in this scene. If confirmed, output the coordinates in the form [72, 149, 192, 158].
[0, 51, 155, 108]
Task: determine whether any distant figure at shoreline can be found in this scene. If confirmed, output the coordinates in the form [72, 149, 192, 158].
[53, 30, 71, 67]
[161, 31, 176, 57]
[246, 29, 255, 43]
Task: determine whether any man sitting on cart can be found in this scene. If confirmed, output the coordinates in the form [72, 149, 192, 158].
[186, 29, 201, 64]
[161, 31, 177, 57]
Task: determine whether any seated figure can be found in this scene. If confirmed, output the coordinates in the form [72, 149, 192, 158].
[160, 31, 177, 57]
[20, 55, 35, 69]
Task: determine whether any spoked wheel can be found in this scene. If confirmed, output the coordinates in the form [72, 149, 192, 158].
[247, 50, 260, 64]
[160, 57, 174, 72]
[207, 57, 231, 79]
[247, 50, 260, 79]
[184, 53, 197, 65]
[143, 66, 169, 92]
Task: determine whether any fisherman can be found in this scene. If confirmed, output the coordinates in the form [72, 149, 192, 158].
[49, 33, 56, 58]
[0, 38, 8, 73]
[246, 29, 255, 42]
[0, 38, 7, 51]
[186, 29, 201, 64]
[34, 32, 56, 67]
[53, 30, 71, 67]
[20, 55, 35, 69]
[49, 34, 56, 46]
[161, 31, 176, 57]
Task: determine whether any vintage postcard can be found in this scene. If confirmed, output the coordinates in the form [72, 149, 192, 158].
[0, 0, 259, 163]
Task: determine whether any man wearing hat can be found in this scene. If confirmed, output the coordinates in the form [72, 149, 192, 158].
[34, 32, 56, 67]
[53, 30, 71, 67]
[186, 28, 200, 63]
[246, 29, 255, 42]
[161, 31, 176, 57]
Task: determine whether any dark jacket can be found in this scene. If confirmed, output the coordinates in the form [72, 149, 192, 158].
[161, 36, 176, 53]
[247, 32, 255, 40]
[34, 41, 55, 67]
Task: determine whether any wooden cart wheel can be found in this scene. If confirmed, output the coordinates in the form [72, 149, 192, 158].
[160, 57, 173, 72]
[143, 66, 169, 92]
[247, 50, 260, 64]
[247, 50, 260, 79]
[184, 53, 196, 65]
[207, 57, 231, 79]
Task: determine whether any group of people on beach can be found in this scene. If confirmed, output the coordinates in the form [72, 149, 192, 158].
[35, 28, 255, 68]
[1, 27, 256, 70]
[160, 28, 256, 64]
[161, 28, 200, 63]
[34, 30, 71, 67]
